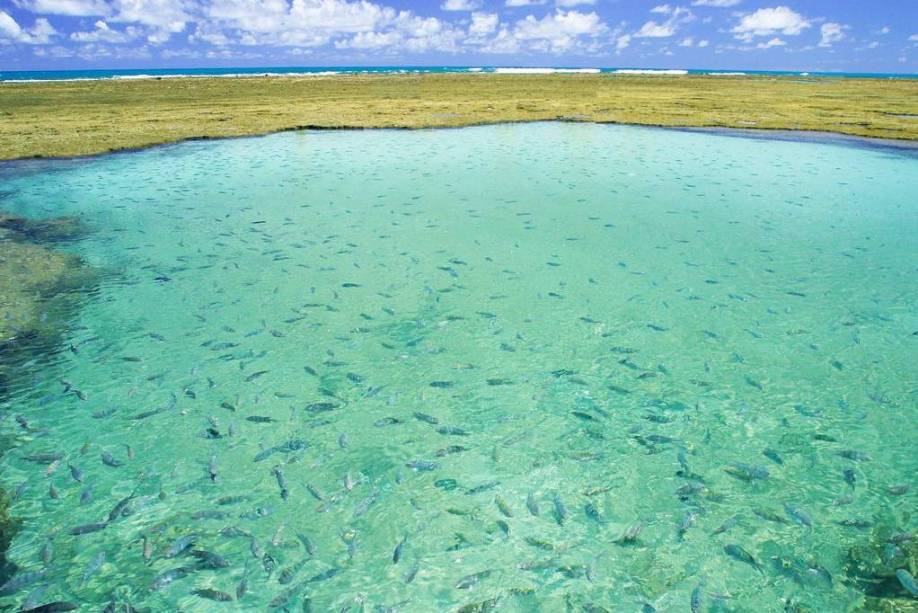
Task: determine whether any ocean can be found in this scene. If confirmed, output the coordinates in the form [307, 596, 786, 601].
[1, 65, 916, 82]
[0, 123, 915, 610]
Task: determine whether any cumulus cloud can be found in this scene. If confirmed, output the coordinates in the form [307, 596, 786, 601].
[634, 5, 692, 39]
[0, 9, 56, 43]
[691, 0, 739, 6]
[732, 6, 810, 42]
[70, 19, 139, 42]
[756, 36, 784, 48]
[818, 22, 846, 47]
[469, 12, 498, 36]
[13, 0, 110, 17]
[440, 0, 480, 11]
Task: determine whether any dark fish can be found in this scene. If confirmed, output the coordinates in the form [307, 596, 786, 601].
[272, 468, 289, 500]
[166, 534, 198, 557]
[456, 570, 491, 589]
[837, 449, 871, 461]
[278, 559, 307, 584]
[107, 492, 136, 522]
[438, 426, 469, 436]
[0, 569, 47, 596]
[466, 481, 500, 495]
[70, 522, 108, 535]
[393, 535, 407, 564]
[192, 588, 234, 602]
[711, 515, 740, 535]
[784, 504, 813, 527]
[724, 463, 769, 482]
[616, 521, 644, 544]
[307, 567, 341, 583]
[246, 415, 275, 423]
[245, 370, 269, 382]
[150, 566, 194, 590]
[413, 412, 439, 425]
[305, 402, 336, 413]
[553, 494, 569, 526]
[723, 544, 762, 573]
[21, 603, 79, 612]
[691, 583, 703, 613]
[526, 492, 540, 516]
[101, 452, 123, 467]
[762, 448, 783, 465]
[191, 550, 230, 569]
[406, 460, 439, 472]
[68, 464, 83, 483]
[896, 569, 918, 597]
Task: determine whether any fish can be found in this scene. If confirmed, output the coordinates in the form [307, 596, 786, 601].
[677, 511, 698, 540]
[711, 515, 740, 536]
[616, 521, 644, 544]
[403, 563, 420, 584]
[406, 460, 439, 472]
[837, 449, 871, 462]
[268, 582, 305, 608]
[0, 569, 47, 596]
[70, 522, 109, 536]
[896, 569, 918, 597]
[272, 468, 289, 500]
[67, 464, 83, 483]
[81, 552, 105, 586]
[466, 481, 500, 495]
[278, 560, 307, 584]
[526, 492, 540, 516]
[192, 588, 234, 602]
[437, 425, 469, 436]
[691, 583, 703, 613]
[723, 544, 762, 573]
[413, 411, 439, 425]
[208, 455, 219, 482]
[724, 463, 769, 482]
[107, 492, 136, 522]
[753, 508, 789, 525]
[393, 535, 407, 564]
[166, 534, 198, 557]
[191, 550, 230, 569]
[784, 504, 813, 527]
[307, 567, 341, 583]
[101, 452, 123, 467]
[762, 448, 783, 465]
[21, 602, 79, 612]
[456, 570, 492, 589]
[150, 566, 194, 590]
[245, 370, 269, 382]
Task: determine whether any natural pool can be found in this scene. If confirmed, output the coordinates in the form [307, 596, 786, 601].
[0, 123, 916, 611]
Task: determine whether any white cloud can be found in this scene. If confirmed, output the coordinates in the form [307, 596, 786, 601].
[469, 11, 498, 35]
[505, 0, 546, 6]
[480, 9, 606, 53]
[877, 26, 889, 35]
[691, 0, 740, 6]
[0, 9, 56, 43]
[909, 34, 918, 42]
[71, 19, 139, 42]
[615, 33, 631, 52]
[634, 5, 692, 39]
[679, 36, 693, 46]
[819, 22, 846, 47]
[732, 6, 810, 42]
[555, 0, 595, 6]
[13, 0, 110, 17]
[697, 38, 708, 47]
[441, 0, 480, 11]
[756, 36, 785, 49]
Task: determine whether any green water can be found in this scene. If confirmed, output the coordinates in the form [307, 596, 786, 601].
[1, 123, 916, 611]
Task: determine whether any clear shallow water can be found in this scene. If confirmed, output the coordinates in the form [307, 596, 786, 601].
[0, 123, 916, 611]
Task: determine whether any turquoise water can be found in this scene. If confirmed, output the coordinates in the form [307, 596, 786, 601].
[0, 123, 916, 611]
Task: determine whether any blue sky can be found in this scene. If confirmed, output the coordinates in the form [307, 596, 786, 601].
[1, 0, 916, 72]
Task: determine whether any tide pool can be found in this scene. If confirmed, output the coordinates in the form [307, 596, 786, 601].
[0, 123, 916, 611]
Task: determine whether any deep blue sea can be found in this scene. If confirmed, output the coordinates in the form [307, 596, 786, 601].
[1, 66, 916, 82]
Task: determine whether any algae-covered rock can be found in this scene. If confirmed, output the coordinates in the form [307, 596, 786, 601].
[845, 524, 918, 611]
